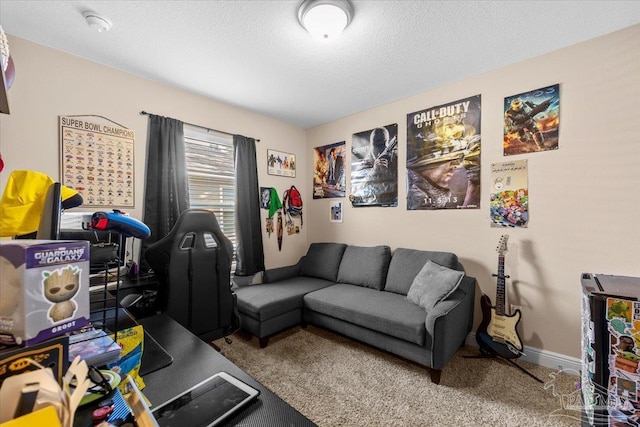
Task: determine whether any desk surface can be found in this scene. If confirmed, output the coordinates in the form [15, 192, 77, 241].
[89, 273, 159, 292]
[76, 314, 315, 427]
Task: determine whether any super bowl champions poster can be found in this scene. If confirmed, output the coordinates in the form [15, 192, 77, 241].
[406, 95, 481, 210]
[350, 124, 398, 207]
[503, 84, 560, 156]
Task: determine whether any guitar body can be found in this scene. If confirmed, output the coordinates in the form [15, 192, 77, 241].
[476, 235, 525, 360]
[487, 307, 522, 351]
[477, 293, 523, 359]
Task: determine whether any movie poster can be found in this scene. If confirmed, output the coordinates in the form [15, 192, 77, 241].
[406, 95, 481, 210]
[490, 160, 528, 228]
[504, 84, 560, 156]
[313, 141, 346, 199]
[350, 124, 398, 207]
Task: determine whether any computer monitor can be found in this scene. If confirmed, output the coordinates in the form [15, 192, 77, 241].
[35, 182, 62, 240]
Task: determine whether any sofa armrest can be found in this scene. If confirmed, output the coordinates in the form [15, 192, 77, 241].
[424, 275, 476, 369]
[263, 257, 304, 283]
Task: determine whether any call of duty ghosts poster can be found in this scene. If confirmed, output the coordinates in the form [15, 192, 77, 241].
[503, 84, 560, 156]
[350, 124, 398, 207]
[406, 95, 481, 210]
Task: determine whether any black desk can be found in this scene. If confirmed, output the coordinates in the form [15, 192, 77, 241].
[89, 274, 160, 323]
[89, 273, 159, 293]
[119, 275, 159, 290]
[75, 314, 315, 426]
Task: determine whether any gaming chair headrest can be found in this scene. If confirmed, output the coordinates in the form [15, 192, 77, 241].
[145, 209, 232, 264]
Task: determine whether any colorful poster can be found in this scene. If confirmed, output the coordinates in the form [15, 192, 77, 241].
[503, 84, 560, 155]
[406, 95, 481, 210]
[606, 297, 640, 424]
[490, 160, 529, 228]
[267, 149, 296, 177]
[60, 115, 135, 207]
[350, 124, 398, 207]
[313, 142, 346, 199]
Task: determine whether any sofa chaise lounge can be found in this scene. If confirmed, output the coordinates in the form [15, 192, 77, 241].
[234, 242, 476, 383]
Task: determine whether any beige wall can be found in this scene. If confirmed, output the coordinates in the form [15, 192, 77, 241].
[1, 25, 639, 359]
[0, 35, 308, 268]
[305, 24, 640, 359]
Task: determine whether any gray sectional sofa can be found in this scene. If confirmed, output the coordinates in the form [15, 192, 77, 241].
[234, 242, 476, 384]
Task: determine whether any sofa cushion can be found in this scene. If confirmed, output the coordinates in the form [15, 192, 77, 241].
[299, 242, 348, 282]
[303, 284, 427, 345]
[384, 248, 460, 296]
[336, 245, 391, 290]
[235, 276, 333, 321]
[407, 260, 464, 311]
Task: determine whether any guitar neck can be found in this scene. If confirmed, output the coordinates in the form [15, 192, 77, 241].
[495, 255, 506, 315]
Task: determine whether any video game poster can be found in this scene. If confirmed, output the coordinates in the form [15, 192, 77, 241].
[350, 124, 398, 207]
[490, 160, 529, 228]
[406, 95, 481, 210]
[313, 141, 346, 199]
[504, 84, 560, 156]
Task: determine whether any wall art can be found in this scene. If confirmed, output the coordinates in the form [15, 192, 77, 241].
[350, 124, 398, 207]
[313, 141, 346, 199]
[406, 95, 481, 210]
[260, 187, 271, 209]
[267, 149, 296, 178]
[503, 83, 560, 155]
[330, 201, 343, 223]
[60, 115, 135, 207]
[490, 159, 528, 228]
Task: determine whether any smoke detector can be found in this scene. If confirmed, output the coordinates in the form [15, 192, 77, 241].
[83, 11, 112, 33]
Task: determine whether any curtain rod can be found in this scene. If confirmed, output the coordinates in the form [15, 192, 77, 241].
[140, 111, 260, 142]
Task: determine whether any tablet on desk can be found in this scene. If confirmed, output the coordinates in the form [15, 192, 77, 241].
[151, 371, 260, 427]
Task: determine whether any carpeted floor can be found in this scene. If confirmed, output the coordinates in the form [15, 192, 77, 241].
[212, 326, 582, 426]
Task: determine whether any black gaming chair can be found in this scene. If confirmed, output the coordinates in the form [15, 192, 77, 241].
[144, 209, 239, 342]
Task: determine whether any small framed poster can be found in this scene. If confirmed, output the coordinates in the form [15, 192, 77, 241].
[267, 149, 296, 178]
[330, 201, 343, 223]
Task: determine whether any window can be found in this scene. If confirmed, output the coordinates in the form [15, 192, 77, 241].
[183, 124, 236, 260]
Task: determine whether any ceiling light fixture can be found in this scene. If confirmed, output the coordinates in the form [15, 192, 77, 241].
[297, 0, 354, 40]
[83, 11, 112, 33]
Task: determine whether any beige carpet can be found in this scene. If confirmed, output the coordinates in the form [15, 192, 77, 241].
[213, 326, 581, 426]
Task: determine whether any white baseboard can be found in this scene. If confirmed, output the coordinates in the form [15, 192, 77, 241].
[465, 333, 581, 375]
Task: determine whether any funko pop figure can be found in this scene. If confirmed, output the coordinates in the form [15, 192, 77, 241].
[43, 266, 81, 322]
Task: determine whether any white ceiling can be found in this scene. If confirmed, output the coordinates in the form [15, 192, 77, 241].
[1, 1, 639, 129]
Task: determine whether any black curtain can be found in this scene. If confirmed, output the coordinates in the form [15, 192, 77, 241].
[140, 115, 189, 273]
[233, 135, 265, 276]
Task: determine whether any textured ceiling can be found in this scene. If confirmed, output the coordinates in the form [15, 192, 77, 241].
[1, 1, 639, 129]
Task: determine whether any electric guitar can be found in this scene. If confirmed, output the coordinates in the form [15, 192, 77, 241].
[476, 235, 524, 359]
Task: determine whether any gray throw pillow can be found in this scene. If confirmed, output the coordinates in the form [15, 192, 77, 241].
[384, 248, 459, 295]
[406, 260, 464, 311]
